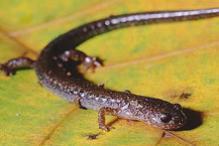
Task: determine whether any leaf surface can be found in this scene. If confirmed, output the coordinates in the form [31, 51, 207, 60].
[0, 1, 219, 146]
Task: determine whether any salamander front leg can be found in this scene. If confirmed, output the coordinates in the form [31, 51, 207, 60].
[60, 50, 103, 71]
[81, 55, 103, 72]
[78, 99, 87, 110]
[98, 107, 118, 132]
[0, 57, 35, 76]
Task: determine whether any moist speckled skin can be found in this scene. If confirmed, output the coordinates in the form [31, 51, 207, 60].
[2, 8, 219, 130]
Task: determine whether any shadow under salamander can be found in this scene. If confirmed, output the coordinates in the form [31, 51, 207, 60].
[178, 108, 203, 131]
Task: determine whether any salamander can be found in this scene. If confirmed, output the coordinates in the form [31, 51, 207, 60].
[1, 8, 219, 131]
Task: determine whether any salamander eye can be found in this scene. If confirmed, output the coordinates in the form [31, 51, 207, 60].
[160, 114, 172, 123]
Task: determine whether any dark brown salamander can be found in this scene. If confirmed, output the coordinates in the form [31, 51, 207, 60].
[1, 8, 219, 131]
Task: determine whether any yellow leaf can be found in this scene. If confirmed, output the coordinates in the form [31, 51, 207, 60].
[0, 1, 219, 146]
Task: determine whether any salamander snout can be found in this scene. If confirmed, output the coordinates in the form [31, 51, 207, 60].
[148, 104, 187, 130]
[161, 104, 187, 130]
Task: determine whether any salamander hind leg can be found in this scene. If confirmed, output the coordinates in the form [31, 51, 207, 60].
[98, 107, 118, 132]
[0, 57, 35, 76]
[60, 50, 103, 72]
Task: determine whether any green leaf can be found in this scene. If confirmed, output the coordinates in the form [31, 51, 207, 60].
[0, 1, 219, 146]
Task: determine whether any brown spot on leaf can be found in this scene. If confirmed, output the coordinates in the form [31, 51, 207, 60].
[163, 87, 193, 100]
[84, 133, 101, 140]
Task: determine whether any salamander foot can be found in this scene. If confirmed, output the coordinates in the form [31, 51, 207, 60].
[0, 57, 35, 76]
[82, 56, 103, 72]
[0, 64, 15, 76]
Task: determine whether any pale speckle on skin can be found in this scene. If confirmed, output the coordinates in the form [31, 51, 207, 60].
[90, 25, 95, 30]
[97, 22, 102, 28]
[111, 99, 115, 103]
[48, 70, 52, 75]
[116, 99, 120, 103]
[102, 98, 107, 102]
[130, 100, 143, 108]
[58, 63, 63, 68]
[83, 27, 87, 32]
[53, 80, 57, 84]
[53, 56, 58, 60]
[81, 93, 85, 97]
[121, 103, 129, 110]
[105, 20, 110, 25]
[66, 72, 72, 76]
[125, 111, 131, 115]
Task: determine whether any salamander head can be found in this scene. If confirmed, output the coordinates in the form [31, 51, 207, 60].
[146, 103, 187, 130]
